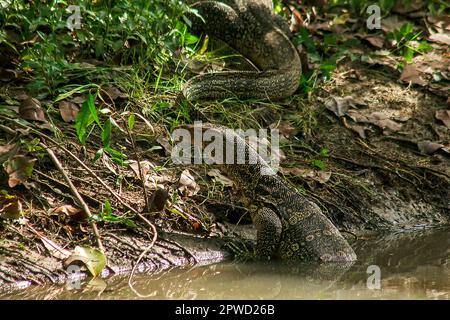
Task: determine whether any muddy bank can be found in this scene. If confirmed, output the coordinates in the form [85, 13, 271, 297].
[0, 230, 231, 291]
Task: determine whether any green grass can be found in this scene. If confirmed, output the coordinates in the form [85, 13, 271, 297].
[0, 0, 446, 158]
[0, 0, 194, 97]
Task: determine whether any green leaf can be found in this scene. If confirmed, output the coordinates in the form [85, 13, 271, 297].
[185, 33, 199, 46]
[324, 33, 337, 48]
[417, 41, 432, 53]
[320, 59, 337, 78]
[86, 93, 101, 127]
[95, 38, 104, 57]
[319, 148, 329, 157]
[66, 246, 107, 278]
[198, 35, 209, 55]
[103, 199, 112, 216]
[128, 113, 135, 131]
[101, 117, 112, 148]
[75, 98, 94, 145]
[93, 148, 104, 163]
[105, 147, 127, 166]
[295, 28, 317, 55]
[400, 23, 413, 37]
[311, 159, 326, 171]
[403, 46, 414, 62]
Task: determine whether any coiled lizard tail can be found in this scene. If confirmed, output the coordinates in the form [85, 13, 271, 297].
[183, 0, 301, 101]
[176, 123, 357, 262]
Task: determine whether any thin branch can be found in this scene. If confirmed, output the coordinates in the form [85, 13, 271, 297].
[40, 143, 105, 253]
[127, 225, 158, 298]
[124, 114, 150, 212]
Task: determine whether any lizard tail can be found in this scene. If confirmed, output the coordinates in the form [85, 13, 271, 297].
[183, 68, 301, 101]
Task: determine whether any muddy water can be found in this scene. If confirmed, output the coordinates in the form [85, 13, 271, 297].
[1, 227, 449, 300]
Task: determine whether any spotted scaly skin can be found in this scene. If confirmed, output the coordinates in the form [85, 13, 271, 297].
[182, 123, 357, 262]
[183, 0, 301, 100]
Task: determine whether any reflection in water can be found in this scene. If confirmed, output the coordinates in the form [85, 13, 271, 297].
[1, 227, 449, 299]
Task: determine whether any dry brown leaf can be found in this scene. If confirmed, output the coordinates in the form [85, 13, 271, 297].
[381, 15, 407, 33]
[392, 0, 424, 14]
[269, 121, 298, 140]
[71, 95, 86, 104]
[0, 192, 23, 220]
[417, 140, 444, 155]
[41, 236, 72, 260]
[309, 21, 332, 32]
[289, 6, 304, 33]
[370, 112, 389, 120]
[207, 169, 234, 187]
[348, 111, 403, 134]
[393, 114, 412, 122]
[400, 64, 427, 86]
[148, 188, 169, 212]
[376, 119, 403, 133]
[5, 155, 36, 188]
[0, 144, 19, 163]
[364, 35, 385, 48]
[325, 96, 366, 117]
[129, 160, 151, 179]
[427, 16, 450, 33]
[316, 171, 332, 184]
[157, 135, 172, 155]
[102, 85, 126, 100]
[58, 101, 79, 122]
[282, 167, 331, 184]
[349, 124, 368, 139]
[51, 204, 87, 221]
[178, 169, 200, 197]
[428, 33, 450, 45]
[346, 110, 370, 123]
[129, 160, 176, 188]
[19, 97, 47, 122]
[435, 110, 450, 128]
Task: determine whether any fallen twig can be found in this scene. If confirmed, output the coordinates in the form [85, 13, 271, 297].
[124, 114, 150, 212]
[40, 142, 105, 253]
[127, 229, 158, 298]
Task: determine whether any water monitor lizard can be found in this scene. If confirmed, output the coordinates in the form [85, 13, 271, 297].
[183, 0, 301, 100]
[179, 123, 357, 262]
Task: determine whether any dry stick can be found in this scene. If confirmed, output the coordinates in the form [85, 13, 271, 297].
[124, 116, 162, 297]
[127, 234, 158, 298]
[124, 117, 150, 212]
[40, 143, 105, 253]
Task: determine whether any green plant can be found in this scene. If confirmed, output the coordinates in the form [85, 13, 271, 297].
[74, 92, 127, 165]
[311, 159, 326, 171]
[387, 23, 432, 62]
[0, 0, 195, 97]
[92, 199, 136, 228]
